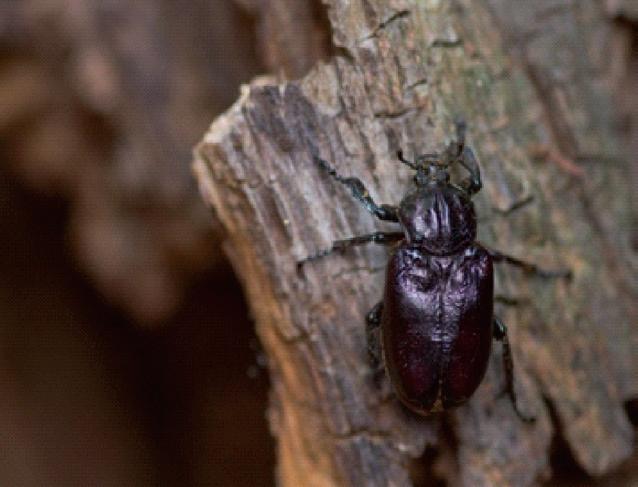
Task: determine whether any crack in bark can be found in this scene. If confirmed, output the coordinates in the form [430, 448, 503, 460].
[373, 107, 415, 119]
[405, 77, 428, 91]
[430, 38, 464, 48]
[359, 9, 411, 41]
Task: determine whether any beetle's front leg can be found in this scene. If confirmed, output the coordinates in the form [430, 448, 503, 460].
[314, 156, 399, 222]
[297, 231, 404, 268]
[487, 248, 572, 279]
[493, 317, 535, 423]
[366, 301, 385, 384]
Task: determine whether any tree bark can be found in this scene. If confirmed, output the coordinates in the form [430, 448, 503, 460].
[194, 1, 638, 485]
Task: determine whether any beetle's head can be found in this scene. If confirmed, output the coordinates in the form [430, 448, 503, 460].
[414, 157, 450, 187]
[398, 120, 468, 187]
[398, 142, 459, 188]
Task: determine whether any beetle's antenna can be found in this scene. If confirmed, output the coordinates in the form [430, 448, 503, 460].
[445, 119, 467, 165]
[397, 150, 419, 170]
[455, 119, 466, 156]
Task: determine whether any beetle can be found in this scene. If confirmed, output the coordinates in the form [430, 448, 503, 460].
[298, 121, 570, 422]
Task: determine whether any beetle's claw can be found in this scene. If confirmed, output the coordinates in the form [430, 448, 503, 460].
[498, 387, 536, 423]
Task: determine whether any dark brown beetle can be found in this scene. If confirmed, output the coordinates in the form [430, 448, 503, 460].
[299, 122, 569, 421]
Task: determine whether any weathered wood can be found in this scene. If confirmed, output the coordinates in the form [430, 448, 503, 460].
[194, 1, 638, 485]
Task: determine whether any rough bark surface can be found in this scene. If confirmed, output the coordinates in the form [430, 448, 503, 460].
[194, 1, 638, 485]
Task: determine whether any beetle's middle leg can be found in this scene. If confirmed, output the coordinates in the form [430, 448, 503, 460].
[493, 317, 535, 423]
[298, 231, 403, 268]
[314, 156, 399, 222]
[486, 247, 572, 279]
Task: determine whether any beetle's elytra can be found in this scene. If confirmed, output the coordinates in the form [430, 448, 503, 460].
[299, 121, 570, 422]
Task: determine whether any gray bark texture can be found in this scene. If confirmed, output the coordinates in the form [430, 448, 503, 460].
[194, 0, 638, 485]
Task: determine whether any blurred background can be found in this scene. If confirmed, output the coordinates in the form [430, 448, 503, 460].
[1, 1, 637, 486]
[0, 0, 280, 485]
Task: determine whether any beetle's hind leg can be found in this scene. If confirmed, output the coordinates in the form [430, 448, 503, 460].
[493, 317, 536, 423]
[297, 231, 404, 269]
[366, 301, 385, 385]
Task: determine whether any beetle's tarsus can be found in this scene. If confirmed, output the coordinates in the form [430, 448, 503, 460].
[297, 248, 340, 270]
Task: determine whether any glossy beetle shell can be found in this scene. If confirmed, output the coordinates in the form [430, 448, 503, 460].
[382, 184, 493, 414]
